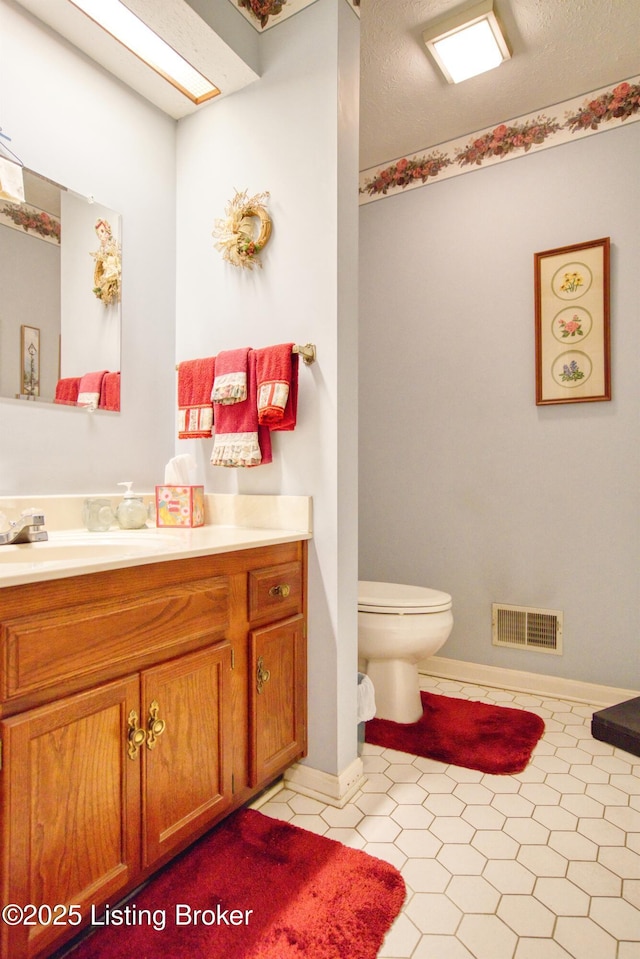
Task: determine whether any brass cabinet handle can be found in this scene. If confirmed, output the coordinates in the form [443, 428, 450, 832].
[127, 710, 147, 760]
[146, 700, 166, 750]
[269, 584, 290, 598]
[256, 656, 271, 694]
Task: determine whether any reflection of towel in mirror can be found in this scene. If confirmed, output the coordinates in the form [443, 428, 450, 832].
[177, 357, 215, 438]
[211, 351, 272, 467]
[54, 377, 81, 405]
[99, 371, 121, 411]
[255, 344, 299, 430]
[211, 348, 250, 404]
[77, 370, 107, 409]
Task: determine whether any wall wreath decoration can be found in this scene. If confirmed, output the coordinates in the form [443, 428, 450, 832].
[90, 218, 121, 305]
[212, 190, 272, 270]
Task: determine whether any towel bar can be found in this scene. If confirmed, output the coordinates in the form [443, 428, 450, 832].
[176, 343, 316, 370]
[291, 343, 316, 365]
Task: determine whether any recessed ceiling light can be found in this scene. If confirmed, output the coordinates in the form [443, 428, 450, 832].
[423, 0, 511, 85]
[68, 0, 220, 104]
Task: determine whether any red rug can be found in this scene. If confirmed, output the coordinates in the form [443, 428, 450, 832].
[66, 808, 405, 959]
[366, 691, 545, 774]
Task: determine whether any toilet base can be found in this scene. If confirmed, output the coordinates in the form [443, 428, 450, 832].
[366, 659, 423, 725]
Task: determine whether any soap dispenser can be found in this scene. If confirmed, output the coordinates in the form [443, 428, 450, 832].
[116, 482, 148, 530]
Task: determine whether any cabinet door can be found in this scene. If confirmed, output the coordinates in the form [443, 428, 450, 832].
[141, 643, 232, 868]
[0, 678, 140, 959]
[249, 614, 306, 787]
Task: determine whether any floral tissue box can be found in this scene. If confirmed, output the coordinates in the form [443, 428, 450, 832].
[155, 485, 205, 528]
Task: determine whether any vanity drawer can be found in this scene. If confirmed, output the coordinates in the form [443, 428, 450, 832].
[248, 562, 302, 623]
[1, 577, 229, 701]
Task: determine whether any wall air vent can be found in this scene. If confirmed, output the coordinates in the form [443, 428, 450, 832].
[492, 604, 562, 655]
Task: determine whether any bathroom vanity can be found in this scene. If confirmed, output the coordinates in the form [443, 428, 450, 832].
[0, 496, 310, 959]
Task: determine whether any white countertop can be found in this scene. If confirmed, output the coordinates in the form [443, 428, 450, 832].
[0, 494, 312, 589]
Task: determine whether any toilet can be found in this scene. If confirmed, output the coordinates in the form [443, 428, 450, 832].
[358, 581, 453, 724]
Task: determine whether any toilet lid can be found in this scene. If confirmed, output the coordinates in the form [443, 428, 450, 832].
[358, 581, 452, 614]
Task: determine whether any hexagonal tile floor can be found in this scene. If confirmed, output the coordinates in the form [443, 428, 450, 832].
[255, 676, 640, 959]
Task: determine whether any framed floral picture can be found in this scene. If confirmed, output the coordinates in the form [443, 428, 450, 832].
[20, 324, 40, 397]
[534, 238, 611, 405]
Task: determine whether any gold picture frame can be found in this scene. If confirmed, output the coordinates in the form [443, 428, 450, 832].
[534, 237, 611, 405]
[20, 324, 40, 397]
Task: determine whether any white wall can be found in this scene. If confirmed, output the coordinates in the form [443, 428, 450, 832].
[175, 0, 360, 776]
[359, 122, 640, 691]
[0, 0, 176, 493]
[0, 226, 60, 399]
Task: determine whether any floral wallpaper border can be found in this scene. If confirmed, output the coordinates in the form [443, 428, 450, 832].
[0, 201, 61, 244]
[233, 0, 358, 31]
[359, 76, 640, 205]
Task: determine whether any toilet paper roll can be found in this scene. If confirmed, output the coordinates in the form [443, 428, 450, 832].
[357, 673, 377, 723]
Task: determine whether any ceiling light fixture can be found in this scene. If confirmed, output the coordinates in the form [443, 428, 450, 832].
[68, 0, 220, 104]
[423, 0, 511, 85]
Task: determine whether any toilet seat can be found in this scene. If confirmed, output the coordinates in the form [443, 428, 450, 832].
[358, 580, 452, 615]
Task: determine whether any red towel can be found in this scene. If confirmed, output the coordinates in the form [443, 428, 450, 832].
[99, 371, 121, 411]
[54, 377, 80, 405]
[211, 347, 250, 404]
[77, 370, 107, 409]
[211, 350, 272, 467]
[178, 357, 215, 438]
[255, 344, 299, 431]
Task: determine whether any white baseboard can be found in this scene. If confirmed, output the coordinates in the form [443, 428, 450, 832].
[250, 778, 289, 810]
[283, 756, 366, 808]
[421, 656, 639, 707]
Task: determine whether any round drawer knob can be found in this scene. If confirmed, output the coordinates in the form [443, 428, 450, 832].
[269, 584, 291, 598]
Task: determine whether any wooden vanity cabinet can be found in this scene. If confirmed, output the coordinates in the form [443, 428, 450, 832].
[140, 643, 233, 868]
[0, 540, 307, 959]
[247, 561, 306, 787]
[2, 677, 143, 959]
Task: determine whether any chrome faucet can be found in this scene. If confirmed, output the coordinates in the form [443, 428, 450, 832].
[0, 512, 48, 546]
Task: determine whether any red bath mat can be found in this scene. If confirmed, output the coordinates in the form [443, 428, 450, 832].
[366, 691, 545, 774]
[65, 808, 406, 959]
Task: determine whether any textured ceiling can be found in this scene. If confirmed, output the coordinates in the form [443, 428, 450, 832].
[12, 0, 640, 160]
[359, 0, 640, 171]
[12, 0, 260, 119]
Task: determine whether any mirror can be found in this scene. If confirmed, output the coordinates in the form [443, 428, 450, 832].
[0, 168, 122, 411]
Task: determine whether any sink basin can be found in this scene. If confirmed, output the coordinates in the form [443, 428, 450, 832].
[0, 530, 182, 565]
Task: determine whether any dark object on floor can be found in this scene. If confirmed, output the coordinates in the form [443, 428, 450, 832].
[65, 808, 406, 959]
[366, 690, 545, 774]
[592, 696, 640, 758]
